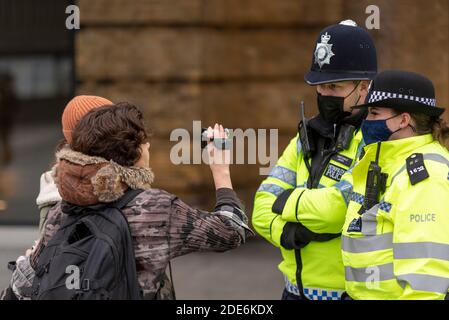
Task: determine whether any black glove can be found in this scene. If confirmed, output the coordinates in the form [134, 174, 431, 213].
[281, 222, 340, 250]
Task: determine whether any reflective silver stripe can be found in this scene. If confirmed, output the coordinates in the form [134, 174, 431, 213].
[349, 196, 392, 235]
[269, 165, 296, 186]
[394, 242, 449, 261]
[390, 165, 406, 185]
[297, 138, 302, 154]
[342, 233, 393, 253]
[345, 263, 395, 282]
[361, 204, 379, 236]
[391, 153, 449, 185]
[424, 153, 449, 166]
[334, 179, 353, 206]
[257, 183, 285, 196]
[397, 274, 449, 294]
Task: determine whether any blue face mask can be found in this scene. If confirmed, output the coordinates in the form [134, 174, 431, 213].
[361, 114, 401, 145]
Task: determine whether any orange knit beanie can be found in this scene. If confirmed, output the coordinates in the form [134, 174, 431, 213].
[62, 95, 113, 144]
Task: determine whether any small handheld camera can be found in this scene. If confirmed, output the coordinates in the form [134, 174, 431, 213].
[201, 127, 231, 150]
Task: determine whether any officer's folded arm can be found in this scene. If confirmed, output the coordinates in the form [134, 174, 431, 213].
[272, 179, 350, 235]
[252, 190, 287, 248]
[270, 185, 343, 250]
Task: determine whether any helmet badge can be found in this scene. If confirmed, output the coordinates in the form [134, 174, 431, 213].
[314, 32, 335, 68]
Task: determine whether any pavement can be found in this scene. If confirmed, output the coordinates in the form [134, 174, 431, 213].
[0, 226, 284, 299]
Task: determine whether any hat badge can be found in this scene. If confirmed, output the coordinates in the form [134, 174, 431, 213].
[314, 32, 335, 68]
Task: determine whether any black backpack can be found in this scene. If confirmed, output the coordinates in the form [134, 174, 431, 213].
[31, 189, 143, 300]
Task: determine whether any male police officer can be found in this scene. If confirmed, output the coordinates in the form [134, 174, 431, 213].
[252, 20, 377, 300]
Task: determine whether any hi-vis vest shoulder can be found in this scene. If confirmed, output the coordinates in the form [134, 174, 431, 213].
[342, 134, 449, 300]
[253, 129, 364, 300]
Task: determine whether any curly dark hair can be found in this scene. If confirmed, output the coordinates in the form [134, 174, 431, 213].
[71, 102, 149, 167]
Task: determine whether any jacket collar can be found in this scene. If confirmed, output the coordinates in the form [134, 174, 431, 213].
[359, 134, 434, 180]
[363, 134, 433, 164]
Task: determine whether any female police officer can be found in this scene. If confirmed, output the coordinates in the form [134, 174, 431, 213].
[341, 70, 449, 299]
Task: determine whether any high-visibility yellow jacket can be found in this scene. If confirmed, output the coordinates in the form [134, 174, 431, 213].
[342, 134, 449, 300]
[252, 130, 364, 299]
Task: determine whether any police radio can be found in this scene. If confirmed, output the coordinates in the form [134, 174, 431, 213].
[359, 142, 388, 213]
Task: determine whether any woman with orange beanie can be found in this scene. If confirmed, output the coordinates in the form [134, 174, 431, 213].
[37, 95, 113, 231]
[0, 95, 112, 300]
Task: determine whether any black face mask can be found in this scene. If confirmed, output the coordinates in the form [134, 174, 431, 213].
[317, 82, 361, 124]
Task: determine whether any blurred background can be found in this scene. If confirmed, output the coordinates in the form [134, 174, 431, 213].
[0, 0, 448, 298]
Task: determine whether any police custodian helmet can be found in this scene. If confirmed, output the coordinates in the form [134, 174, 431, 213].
[304, 20, 377, 85]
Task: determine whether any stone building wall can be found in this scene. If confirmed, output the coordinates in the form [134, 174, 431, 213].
[75, 0, 449, 221]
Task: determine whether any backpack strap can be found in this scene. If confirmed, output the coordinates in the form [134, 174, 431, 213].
[102, 188, 145, 300]
[112, 189, 144, 210]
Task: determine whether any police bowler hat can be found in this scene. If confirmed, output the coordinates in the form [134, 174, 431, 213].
[353, 70, 445, 117]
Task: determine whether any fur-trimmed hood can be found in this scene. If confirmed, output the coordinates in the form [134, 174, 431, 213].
[53, 147, 154, 206]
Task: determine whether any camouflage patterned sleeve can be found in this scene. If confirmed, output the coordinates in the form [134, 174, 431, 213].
[30, 202, 64, 269]
[167, 188, 254, 259]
